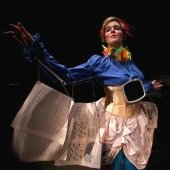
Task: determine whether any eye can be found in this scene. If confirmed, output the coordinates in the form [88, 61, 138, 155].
[105, 25, 121, 33]
[105, 27, 111, 32]
[114, 25, 121, 30]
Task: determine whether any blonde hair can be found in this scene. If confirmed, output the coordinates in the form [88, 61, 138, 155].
[100, 16, 132, 42]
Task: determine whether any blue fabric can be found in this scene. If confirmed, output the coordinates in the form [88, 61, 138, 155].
[110, 149, 138, 170]
[23, 33, 153, 93]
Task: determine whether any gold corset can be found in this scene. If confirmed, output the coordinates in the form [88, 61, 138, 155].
[103, 86, 140, 118]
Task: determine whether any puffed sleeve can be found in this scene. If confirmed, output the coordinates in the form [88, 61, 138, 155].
[23, 33, 104, 85]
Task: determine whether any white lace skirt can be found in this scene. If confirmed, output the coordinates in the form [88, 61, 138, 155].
[11, 81, 158, 169]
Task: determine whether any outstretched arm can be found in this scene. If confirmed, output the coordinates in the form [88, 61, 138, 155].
[143, 79, 163, 95]
[4, 23, 97, 84]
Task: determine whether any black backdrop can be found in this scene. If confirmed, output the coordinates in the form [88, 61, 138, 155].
[0, 1, 170, 170]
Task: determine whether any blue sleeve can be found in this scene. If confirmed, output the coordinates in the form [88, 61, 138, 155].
[23, 33, 103, 85]
[143, 81, 153, 93]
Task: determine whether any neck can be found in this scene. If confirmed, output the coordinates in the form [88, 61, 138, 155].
[108, 43, 123, 49]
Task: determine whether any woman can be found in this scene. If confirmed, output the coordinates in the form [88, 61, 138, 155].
[5, 16, 162, 170]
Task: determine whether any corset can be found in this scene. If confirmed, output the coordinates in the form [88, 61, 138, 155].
[103, 86, 140, 118]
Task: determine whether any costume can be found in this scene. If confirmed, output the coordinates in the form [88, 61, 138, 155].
[11, 33, 158, 170]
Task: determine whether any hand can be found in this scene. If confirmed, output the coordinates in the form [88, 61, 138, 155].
[4, 22, 33, 47]
[151, 80, 163, 90]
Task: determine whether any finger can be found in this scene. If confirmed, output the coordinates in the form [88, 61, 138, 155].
[18, 22, 33, 39]
[10, 23, 31, 46]
[8, 24, 20, 31]
[16, 33, 30, 47]
[13, 35, 25, 46]
[4, 26, 27, 46]
[3, 31, 15, 35]
[18, 22, 33, 45]
[18, 22, 28, 33]
[18, 33, 31, 47]
[21, 37, 30, 47]
[7, 24, 24, 39]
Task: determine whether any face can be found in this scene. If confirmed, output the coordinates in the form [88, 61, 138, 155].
[104, 20, 123, 48]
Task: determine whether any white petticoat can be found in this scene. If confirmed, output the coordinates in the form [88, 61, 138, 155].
[11, 81, 158, 169]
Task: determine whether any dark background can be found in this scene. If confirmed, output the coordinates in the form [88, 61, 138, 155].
[0, 1, 170, 169]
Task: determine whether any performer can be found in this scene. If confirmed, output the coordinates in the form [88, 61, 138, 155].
[5, 16, 163, 170]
